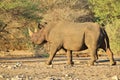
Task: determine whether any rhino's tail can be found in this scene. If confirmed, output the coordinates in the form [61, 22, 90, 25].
[101, 28, 110, 51]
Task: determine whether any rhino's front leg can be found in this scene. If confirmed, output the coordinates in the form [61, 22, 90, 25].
[46, 44, 57, 65]
[66, 50, 74, 65]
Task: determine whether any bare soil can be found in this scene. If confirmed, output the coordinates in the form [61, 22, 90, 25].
[0, 53, 120, 80]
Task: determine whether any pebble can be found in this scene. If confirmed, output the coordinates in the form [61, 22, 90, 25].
[111, 75, 119, 80]
[7, 66, 12, 69]
[0, 75, 34, 80]
[0, 75, 5, 80]
[6, 78, 10, 80]
[44, 77, 55, 80]
[0, 75, 3, 78]
[65, 74, 73, 80]
[16, 62, 22, 67]
[27, 76, 32, 80]
[65, 74, 69, 77]
[1, 64, 7, 68]
[0, 62, 22, 69]
[13, 62, 22, 69]
[11, 75, 23, 80]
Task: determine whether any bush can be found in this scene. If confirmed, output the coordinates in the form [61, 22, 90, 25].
[0, 0, 43, 51]
[89, 0, 120, 25]
[41, 0, 93, 22]
[0, 0, 42, 22]
[106, 19, 120, 54]
[89, 0, 120, 54]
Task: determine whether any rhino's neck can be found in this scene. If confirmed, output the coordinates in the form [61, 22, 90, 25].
[44, 26, 52, 42]
[43, 22, 57, 42]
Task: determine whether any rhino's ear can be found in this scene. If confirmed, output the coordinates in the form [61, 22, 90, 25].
[38, 23, 44, 29]
[38, 22, 47, 29]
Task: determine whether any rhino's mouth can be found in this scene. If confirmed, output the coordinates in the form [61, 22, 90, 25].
[40, 40, 47, 45]
[32, 41, 47, 49]
[35, 40, 47, 46]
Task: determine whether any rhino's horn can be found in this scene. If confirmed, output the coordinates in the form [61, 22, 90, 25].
[28, 28, 33, 37]
[34, 28, 37, 33]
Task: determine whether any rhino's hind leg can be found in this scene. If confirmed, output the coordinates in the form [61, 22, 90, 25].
[66, 50, 74, 65]
[89, 49, 97, 66]
[106, 48, 116, 65]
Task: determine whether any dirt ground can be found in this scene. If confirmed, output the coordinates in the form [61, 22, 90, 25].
[0, 53, 120, 80]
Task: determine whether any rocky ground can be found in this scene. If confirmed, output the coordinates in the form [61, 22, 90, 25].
[0, 55, 120, 80]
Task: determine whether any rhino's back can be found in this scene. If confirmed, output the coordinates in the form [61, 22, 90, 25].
[48, 22, 100, 39]
[48, 22, 86, 39]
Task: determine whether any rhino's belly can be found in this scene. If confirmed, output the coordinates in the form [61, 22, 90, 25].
[63, 41, 84, 51]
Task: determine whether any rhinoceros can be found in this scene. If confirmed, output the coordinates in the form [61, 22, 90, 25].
[29, 21, 116, 66]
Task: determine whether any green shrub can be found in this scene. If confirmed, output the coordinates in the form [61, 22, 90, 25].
[106, 19, 120, 54]
[0, 0, 44, 51]
[0, 0, 42, 22]
[89, 0, 120, 54]
[89, 0, 120, 25]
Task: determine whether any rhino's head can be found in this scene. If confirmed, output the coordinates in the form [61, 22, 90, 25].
[28, 22, 47, 45]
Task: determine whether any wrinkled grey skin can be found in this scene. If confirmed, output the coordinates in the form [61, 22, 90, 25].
[30, 21, 116, 66]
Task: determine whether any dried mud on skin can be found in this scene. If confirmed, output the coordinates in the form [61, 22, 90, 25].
[0, 56, 120, 80]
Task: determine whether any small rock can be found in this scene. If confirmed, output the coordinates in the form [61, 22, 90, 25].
[6, 78, 10, 80]
[44, 77, 55, 80]
[19, 74, 25, 78]
[7, 66, 12, 69]
[75, 61, 80, 64]
[0, 74, 10, 79]
[65, 74, 73, 80]
[16, 62, 22, 67]
[11, 75, 23, 80]
[13, 65, 17, 69]
[26, 76, 32, 80]
[111, 75, 119, 80]
[0, 75, 3, 78]
[13, 62, 22, 69]
[1, 64, 7, 68]
[65, 74, 69, 77]
[74, 78, 79, 80]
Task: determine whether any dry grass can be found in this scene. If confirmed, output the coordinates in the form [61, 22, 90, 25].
[40, 0, 92, 23]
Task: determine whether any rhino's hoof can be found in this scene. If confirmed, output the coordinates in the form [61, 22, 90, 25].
[45, 62, 52, 65]
[110, 61, 116, 66]
[67, 61, 74, 66]
[71, 61, 74, 65]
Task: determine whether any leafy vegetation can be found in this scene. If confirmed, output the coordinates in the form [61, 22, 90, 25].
[106, 20, 120, 54]
[89, 0, 120, 25]
[0, 0, 43, 21]
[88, 0, 120, 54]
[0, 0, 43, 51]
